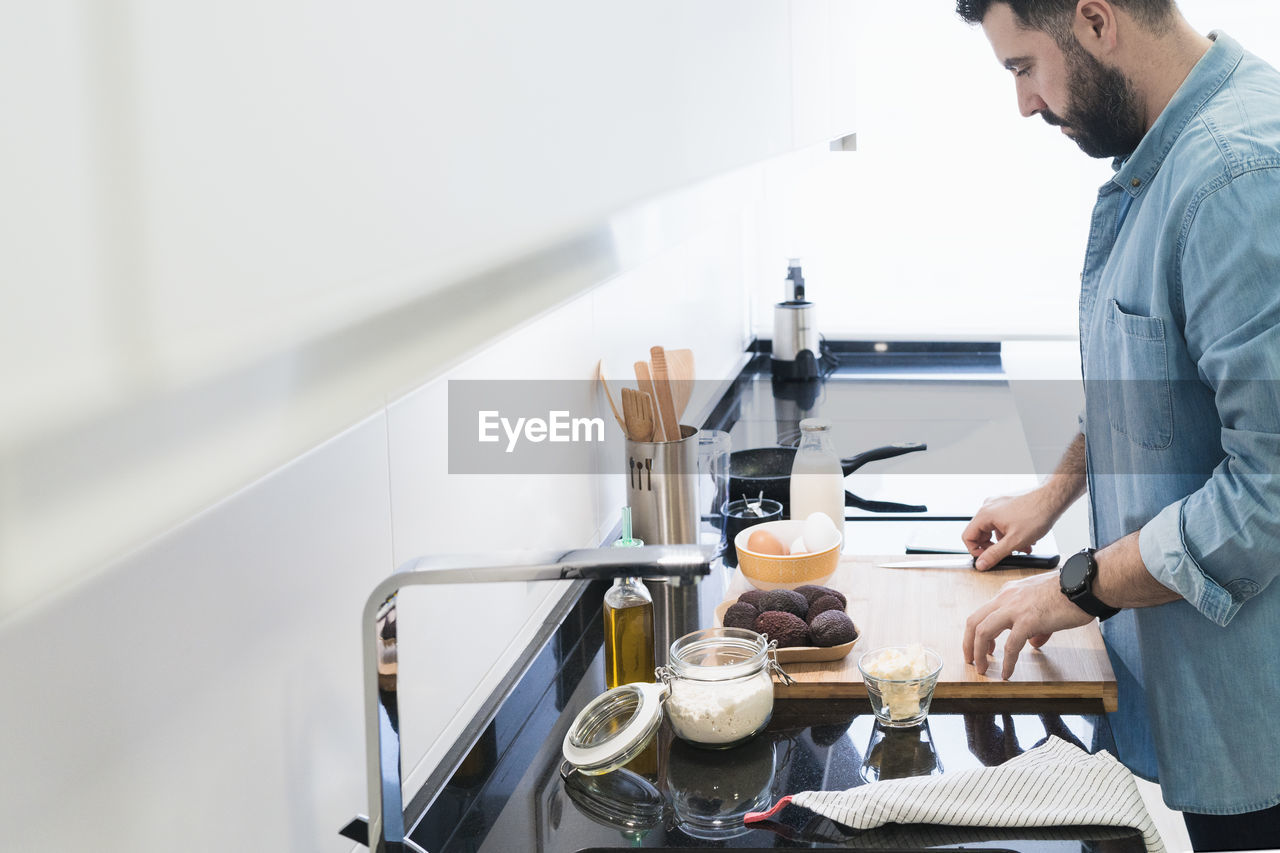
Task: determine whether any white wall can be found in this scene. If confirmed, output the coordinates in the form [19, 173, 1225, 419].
[387, 171, 757, 798]
[753, 0, 1280, 342]
[0, 165, 759, 851]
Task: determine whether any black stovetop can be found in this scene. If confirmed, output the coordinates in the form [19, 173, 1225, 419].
[704, 345, 1040, 522]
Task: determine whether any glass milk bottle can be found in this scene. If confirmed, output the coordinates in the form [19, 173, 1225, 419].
[789, 418, 845, 543]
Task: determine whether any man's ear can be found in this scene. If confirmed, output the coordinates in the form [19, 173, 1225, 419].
[1074, 0, 1118, 56]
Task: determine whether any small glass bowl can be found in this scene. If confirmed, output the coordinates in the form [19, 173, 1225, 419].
[857, 646, 943, 728]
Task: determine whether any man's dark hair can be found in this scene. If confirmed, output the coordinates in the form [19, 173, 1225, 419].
[956, 0, 1176, 44]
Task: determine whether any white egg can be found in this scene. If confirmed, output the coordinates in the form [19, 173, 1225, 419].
[790, 536, 809, 555]
[803, 512, 841, 553]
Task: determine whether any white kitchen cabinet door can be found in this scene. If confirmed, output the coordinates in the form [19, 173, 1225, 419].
[119, 0, 795, 388]
[0, 2, 115, 438]
[4, 2, 799, 441]
[3, 0, 868, 444]
[2, 0, 862, 607]
[790, 0, 860, 149]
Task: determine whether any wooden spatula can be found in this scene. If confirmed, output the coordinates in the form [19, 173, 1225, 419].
[649, 346, 682, 442]
[637, 392, 656, 444]
[666, 348, 695, 421]
[621, 387, 654, 442]
[634, 360, 664, 440]
[595, 360, 627, 434]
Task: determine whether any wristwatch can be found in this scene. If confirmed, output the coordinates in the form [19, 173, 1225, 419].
[1059, 548, 1120, 621]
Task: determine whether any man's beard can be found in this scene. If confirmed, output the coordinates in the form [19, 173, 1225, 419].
[1042, 43, 1147, 159]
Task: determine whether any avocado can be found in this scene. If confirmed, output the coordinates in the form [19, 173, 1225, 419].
[753, 610, 810, 647]
[723, 602, 760, 631]
[757, 589, 807, 618]
[808, 610, 858, 647]
[795, 584, 847, 609]
[806, 593, 845, 623]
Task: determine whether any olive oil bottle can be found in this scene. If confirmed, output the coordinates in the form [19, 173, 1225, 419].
[604, 508, 656, 689]
[603, 576, 656, 688]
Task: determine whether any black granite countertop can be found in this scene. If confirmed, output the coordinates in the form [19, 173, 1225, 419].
[411, 578, 1141, 852]
[404, 345, 1135, 852]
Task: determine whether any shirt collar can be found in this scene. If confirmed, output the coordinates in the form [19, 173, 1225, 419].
[1112, 31, 1244, 196]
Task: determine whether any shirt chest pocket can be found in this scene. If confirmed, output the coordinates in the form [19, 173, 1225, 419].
[1104, 299, 1174, 450]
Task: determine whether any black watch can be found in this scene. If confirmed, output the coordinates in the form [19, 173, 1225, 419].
[1059, 548, 1120, 621]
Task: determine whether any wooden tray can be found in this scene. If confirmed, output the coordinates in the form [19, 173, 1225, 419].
[712, 600, 859, 664]
[731, 556, 1118, 710]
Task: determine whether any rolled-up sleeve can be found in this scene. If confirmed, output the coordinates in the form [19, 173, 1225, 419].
[1138, 169, 1280, 626]
[1140, 501, 1255, 627]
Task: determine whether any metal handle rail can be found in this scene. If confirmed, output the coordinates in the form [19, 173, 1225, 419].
[341, 545, 714, 852]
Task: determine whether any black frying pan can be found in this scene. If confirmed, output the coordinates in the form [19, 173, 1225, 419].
[728, 442, 928, 515]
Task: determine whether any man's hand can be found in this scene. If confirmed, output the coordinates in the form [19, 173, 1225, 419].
[962, 571, 1093, 680]
[964, 434, 1087, 570]
[962, 490, 1058, 571]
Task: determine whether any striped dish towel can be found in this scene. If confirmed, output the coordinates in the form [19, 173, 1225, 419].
[746, 736, 1165, 853]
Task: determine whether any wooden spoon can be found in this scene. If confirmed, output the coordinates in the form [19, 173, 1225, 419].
[621, 387, 654, 442]
[649, 346, 682, 442]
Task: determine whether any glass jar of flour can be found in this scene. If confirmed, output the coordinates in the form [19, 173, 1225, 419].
[661, 627, 791, 749]
[562, 628, 792, 774]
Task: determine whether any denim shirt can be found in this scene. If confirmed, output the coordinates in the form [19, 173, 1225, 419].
[1079, 32, 1280, 813]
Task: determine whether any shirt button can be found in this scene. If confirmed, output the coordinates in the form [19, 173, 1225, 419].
[1131, 178, 1142, 188]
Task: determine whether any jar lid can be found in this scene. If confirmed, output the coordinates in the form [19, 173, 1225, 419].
[560, 759, 665, 832]
[562, 681, 668, 775]
[668, 627, 769, 681]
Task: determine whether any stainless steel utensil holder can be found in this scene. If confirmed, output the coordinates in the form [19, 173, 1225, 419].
[625, 425, 699, 545]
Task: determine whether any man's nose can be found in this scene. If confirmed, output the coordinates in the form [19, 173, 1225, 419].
[1016, 81, 1047, 118]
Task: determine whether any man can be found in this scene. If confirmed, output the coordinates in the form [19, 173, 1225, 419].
[954, 1, 1280, 849]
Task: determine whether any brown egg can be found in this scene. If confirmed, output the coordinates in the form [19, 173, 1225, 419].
[746, 528, 788, 556]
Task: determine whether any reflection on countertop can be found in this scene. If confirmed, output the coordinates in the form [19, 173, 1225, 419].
[410, 573, 1142, 852]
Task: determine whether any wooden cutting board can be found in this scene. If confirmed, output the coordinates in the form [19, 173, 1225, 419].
[753, 555, 1118, 711]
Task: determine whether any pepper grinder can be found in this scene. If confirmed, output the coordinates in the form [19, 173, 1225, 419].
[771, 259, 821, 381]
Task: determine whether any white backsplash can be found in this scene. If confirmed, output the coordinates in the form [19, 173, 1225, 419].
[389, 212, 753, 795]
[0, 174, 757, 851]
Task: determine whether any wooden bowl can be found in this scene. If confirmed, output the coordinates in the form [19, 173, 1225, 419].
[733, 520, 840, 590]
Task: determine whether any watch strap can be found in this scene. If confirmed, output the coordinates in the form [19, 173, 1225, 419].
[1070, 586, 1120, 621]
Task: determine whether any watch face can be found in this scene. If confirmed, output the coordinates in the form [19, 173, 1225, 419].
[1060, 551, 1092, 594]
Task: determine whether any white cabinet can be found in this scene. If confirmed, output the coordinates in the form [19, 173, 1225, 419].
[5, 1, 859, 443]
[790, 0, 860, 149]
[1, 0, 859, 604]
[2, 2, 827, 435]
[122, 0, 797, 385]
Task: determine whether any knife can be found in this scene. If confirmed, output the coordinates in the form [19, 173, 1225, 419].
[878, 552, 1060, 570]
